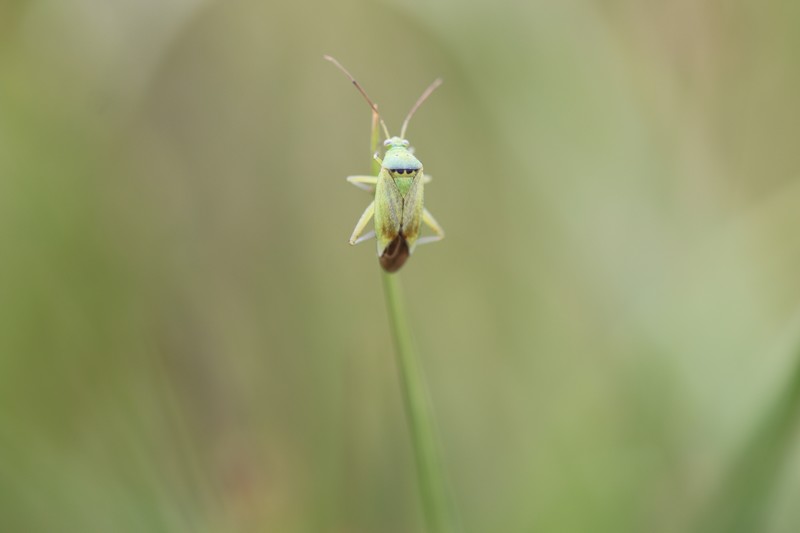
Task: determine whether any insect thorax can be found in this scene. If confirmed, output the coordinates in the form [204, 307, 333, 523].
[382, 144, 422, 174]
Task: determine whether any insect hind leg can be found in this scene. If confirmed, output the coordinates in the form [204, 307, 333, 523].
[415, 207, 445, 246]
[352, 230, 375, 244]
[349, 201, 375, 245]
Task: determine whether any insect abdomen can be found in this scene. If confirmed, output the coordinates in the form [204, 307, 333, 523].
[379, 234, 410, 272]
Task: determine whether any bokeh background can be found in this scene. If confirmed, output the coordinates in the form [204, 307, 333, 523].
[2, 1, 800, 532]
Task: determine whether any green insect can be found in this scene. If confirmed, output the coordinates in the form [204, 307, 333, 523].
[325, 56, 445, 273]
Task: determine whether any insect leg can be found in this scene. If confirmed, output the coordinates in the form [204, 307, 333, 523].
[422, 174, 432, 184]
[349, 200, 375, 245]
[352, 230, 376, 244]
[415, 207, 445, 246]
[346, 175, 378, 193]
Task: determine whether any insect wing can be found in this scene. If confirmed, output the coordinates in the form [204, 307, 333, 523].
[374, 168, 403, 256]
[401, 171, 425, 252]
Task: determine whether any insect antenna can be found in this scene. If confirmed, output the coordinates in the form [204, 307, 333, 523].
[324, 55, 392, 140]
[400, 77, 443, 140]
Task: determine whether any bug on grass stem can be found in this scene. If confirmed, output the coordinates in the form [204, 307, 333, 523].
[325, 55, 445, 273]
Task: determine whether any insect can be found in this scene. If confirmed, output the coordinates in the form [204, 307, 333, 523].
[325, 55, 445, 273]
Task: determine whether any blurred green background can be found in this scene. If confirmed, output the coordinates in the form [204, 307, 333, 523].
[2, 1, 800, 532]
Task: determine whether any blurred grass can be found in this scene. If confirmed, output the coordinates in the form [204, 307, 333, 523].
[2, 0, 800, 532]
[697, 341, 800, 533]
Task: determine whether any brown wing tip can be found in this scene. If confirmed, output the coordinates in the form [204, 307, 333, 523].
[379, 235, 410, 273]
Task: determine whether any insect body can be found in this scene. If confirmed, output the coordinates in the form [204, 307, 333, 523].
[325, 56, 445, 272]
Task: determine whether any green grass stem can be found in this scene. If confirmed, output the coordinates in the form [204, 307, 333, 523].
[381, 272, 454, 533]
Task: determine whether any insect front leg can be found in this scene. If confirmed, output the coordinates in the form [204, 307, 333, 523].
[349, 200, 376, 245]
[415, 207, 445, 246]
[346, 175, 379, 193]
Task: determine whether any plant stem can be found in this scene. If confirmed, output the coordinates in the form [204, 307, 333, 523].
[369, 110, 455, 533]
[382, 272, 454, 533]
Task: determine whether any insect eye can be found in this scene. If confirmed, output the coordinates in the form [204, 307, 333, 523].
[402, 140, 410, 147]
